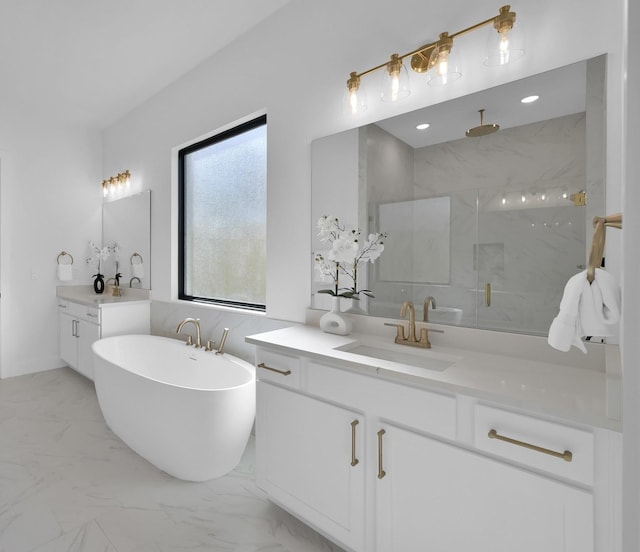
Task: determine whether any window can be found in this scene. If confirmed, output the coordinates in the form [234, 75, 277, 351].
[179, 115, 267, 311]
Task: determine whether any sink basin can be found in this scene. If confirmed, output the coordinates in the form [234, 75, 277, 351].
[334, 342, 457, 372]
[428, 306, 463, 325]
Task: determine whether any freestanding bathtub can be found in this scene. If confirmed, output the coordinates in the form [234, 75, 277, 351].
[92, 334, 256, 482]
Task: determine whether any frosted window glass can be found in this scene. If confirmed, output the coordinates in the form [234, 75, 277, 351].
[181, 119, 266, 309]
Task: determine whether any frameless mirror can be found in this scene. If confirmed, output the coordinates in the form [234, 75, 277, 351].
[311, 56, 606, 336]
[102, 190, 151, 289]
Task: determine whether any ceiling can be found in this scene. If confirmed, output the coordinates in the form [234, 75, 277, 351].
[375, 59, 589, 149]
[0, 0, 293, 128]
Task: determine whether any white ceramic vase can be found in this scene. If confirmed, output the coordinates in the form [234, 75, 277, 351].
[319, 296, 352, 336]
[344, 297, 368, 315]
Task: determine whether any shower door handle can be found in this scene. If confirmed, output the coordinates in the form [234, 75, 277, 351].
[485, 283, 491, 307]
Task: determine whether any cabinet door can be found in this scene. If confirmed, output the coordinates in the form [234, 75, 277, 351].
[76, 320, 100, 380]
[257, 381, 365, 552]
[376, 424, 593, 552]
[59, 313, 78, 368]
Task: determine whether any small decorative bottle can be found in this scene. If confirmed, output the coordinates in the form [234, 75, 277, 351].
[319, 296, 352, 336]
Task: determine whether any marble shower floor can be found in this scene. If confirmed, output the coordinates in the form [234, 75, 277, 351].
[0, 367, 344, 552]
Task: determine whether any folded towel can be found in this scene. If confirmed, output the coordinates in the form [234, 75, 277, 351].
[57, 263, 73, 281]
[132, 263, 144, 279]
[548, 268, 620, 353]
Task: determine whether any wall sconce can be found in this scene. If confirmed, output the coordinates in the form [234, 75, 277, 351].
[102, 170, 131, 198]
[344, 4, 523, 114]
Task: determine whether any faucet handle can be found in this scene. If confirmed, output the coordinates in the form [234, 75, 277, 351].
[185, 335, 193, 346]
[384, 322, 407, 342]
[205, 339, 215, 352]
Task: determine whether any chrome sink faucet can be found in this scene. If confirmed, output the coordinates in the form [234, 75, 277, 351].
[423, 296, 437, 322]
[176, 317, 202, 348]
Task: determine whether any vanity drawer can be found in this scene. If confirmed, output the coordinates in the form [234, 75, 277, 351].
[307, 362, 456, 440]
[474, 404, 594, 486]
[255, 349, 301, 389]
[59, 300, 101, 324]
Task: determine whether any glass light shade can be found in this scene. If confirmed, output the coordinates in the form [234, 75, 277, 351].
[427, 46, 462, 86]
[381, 56, 410, 102]
[343, 77, 368, 115]
[484, 21, 525, 66]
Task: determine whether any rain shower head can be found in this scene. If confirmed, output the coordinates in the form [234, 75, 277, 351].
[465, 109, 500, 137]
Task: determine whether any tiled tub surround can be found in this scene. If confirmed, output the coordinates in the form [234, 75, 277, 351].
[247, 322, 621, 552]
[0, 367, 343, 552]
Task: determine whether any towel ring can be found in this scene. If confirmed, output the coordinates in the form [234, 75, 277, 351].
[57, 251, 74, 265]
[587, 213, 622, 284]
[130, 252, 144, 264]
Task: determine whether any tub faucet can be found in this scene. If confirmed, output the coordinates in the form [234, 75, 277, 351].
[216, 328, 230, 355]
[129, 276, 141, 288]
[423, 296, 437, 322]
[176, 318, 202, 348]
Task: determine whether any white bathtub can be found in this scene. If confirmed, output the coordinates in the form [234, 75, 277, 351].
[92, 334, 256, 482]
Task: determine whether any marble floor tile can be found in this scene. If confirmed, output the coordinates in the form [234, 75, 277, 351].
[0, 368, 343, 552]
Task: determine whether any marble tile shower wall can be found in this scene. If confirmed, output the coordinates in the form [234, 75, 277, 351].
[368, 113, 588, 335]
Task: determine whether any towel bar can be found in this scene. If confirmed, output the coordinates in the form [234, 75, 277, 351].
[587, 213, 622, 283]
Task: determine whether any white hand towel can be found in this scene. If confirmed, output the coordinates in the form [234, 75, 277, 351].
[548, 268, 620, 353]
[57, 263, 73, 281]
[132, 263, 144, 279]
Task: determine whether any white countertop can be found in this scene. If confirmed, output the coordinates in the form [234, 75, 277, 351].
[246, 325, 621, 432]
[57, 285, 151, 307]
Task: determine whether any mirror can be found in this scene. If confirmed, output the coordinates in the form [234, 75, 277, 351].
[311, 56, 606, 336]
[102, 190, 151, 289]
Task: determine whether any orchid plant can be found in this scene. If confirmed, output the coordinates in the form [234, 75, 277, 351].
[314, 215, 387, 300]
[109, 242, 122, 285]
[87, 241, 110, 278]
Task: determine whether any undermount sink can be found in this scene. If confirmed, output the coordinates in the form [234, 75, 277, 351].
[334, 342, 457, 372]
[427, 306, 463, 325]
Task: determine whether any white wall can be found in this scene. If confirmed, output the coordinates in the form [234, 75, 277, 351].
[0, 108, 102, 378]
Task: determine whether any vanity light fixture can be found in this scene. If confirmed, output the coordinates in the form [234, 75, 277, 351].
[483, 5, 525, 66]
[381, 53, 411, 101]
[344, 5, 522, 114]
[521, 94, 539, 103]
[102, 170, 131, 198]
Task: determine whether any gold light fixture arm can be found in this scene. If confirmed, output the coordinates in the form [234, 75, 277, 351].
[348, 5, 516, 83]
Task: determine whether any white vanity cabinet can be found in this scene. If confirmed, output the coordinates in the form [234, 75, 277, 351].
[253, 345, 610, 552]
[58, 297, 150, 380]
[255, 350, 365, 551]
[376, 422, 592, 552]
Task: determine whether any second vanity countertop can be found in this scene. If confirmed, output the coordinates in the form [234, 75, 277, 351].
[57, 285, 151, 307]
[246, 325, 620, 432]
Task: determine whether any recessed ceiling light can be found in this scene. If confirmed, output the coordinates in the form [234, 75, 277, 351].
[521, 95, 540, 104]
[416, 123, 430, 130]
